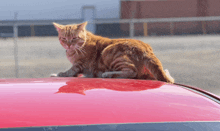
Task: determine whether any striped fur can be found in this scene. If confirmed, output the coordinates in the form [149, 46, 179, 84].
[53, 22, 174, 83]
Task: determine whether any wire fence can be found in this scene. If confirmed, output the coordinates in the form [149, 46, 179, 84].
[1, 15, 220, 38]
[1, 15, 220, 78]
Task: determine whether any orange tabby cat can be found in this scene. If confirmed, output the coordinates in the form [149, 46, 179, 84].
[52, 22, 174, 83]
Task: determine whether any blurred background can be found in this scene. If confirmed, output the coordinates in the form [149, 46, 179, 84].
[0, 0, 219, 95]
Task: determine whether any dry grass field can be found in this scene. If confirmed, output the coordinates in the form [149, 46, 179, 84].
[0, 35, 220, 95]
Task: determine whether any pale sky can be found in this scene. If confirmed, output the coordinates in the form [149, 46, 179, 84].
[0, 0, 120, 20]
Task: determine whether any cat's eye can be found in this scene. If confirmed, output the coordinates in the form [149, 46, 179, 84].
[61, 38, 66, 41]
[71, 37, 79, 41]
[72, 37, 78, 40]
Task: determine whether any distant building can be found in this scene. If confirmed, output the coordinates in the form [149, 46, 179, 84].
[120, 0, 220, 36]
[1, 0, 220, 37]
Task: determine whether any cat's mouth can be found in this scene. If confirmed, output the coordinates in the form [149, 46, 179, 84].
[66, 44, 86, 56]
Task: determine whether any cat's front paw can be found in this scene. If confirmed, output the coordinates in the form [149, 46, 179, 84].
[49, 72, 66, 77]
[57, 70, 77, 77]
[102, 71, 125, 78]
[57, 72, 68, 77]
[102, 72, 113, 78]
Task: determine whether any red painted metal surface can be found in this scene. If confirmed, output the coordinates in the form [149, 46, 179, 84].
[0, 78, 220, 128]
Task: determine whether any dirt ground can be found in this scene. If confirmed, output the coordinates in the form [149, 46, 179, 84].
[0, 35, 219, 95]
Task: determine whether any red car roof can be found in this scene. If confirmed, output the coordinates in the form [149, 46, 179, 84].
[0, 78, 220, 128]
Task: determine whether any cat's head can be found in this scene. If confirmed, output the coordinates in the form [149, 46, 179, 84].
[53, 22, 88, 50]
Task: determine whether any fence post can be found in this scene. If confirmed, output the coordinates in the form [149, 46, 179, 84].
[202, 21, 207, 34]
[13, 12, 19, 78]
[143, 23, 148, 36]
[81, 6, 96, 33]
[170, 22, 174, 36]
[31, 24, 35, 36]
[129, 20, 134, 38]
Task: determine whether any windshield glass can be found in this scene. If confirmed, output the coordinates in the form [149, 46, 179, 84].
[2, 122, 220, 131]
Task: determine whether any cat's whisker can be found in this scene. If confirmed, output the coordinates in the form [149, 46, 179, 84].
[77, 48, 84, 56]
[75, 49, 79, 55]
[80, 50, 85, 56]
[77, 49, 82, 55]
[75, 47, 80, 53]
[77, 47, 85, 56]
[81, 48, 86, 54]
[78, 49, 83, 55]
[80, 48, 86, 55]
[80, 49, 86, 56]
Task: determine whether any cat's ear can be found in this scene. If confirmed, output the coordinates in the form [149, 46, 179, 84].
[53, 22, 64, 32]
[77, 21, 88, 31]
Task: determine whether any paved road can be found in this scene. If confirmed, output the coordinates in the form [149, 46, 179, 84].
[0, 35, 219, 95]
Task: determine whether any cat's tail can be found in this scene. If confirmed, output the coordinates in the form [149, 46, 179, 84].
[50, 74, 58, 77]
[143, 57, 175, 84]
[164, 69, 175, 84]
